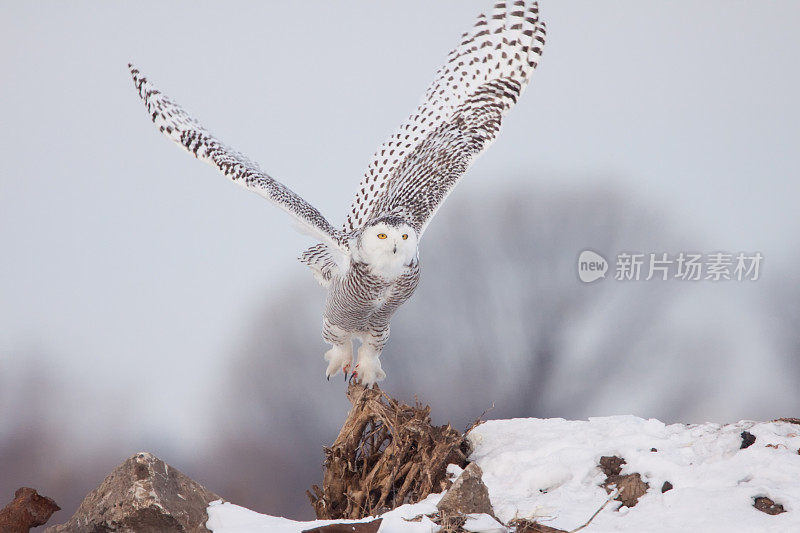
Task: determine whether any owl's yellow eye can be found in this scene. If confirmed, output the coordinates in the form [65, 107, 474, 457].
[377, 233, 387, 239]
[402, 234, 408, 240]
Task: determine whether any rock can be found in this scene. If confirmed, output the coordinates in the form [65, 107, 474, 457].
[753, 496, 785, 515]
[740, 431, 756, 449]
[45, 452, 221, 533]
[0, 487, 60, 532]
[436, 462, 494, 517]
[301, 518, 383, 532]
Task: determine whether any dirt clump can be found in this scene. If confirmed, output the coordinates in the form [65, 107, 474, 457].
[598, 455, 649, 508]
[753, 496, 785, 515]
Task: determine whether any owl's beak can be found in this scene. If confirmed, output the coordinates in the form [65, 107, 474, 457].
[393, 244, 397, 254]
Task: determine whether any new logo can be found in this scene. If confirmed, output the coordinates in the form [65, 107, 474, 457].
[578, 250, 608, 283]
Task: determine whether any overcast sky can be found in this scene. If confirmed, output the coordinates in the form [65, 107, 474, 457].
[2, 1, 799, 449]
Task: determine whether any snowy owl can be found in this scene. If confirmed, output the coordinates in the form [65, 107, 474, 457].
[129, 1, 546, 387]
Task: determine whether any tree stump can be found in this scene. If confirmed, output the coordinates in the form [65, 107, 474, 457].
[308, 383, 467, 519]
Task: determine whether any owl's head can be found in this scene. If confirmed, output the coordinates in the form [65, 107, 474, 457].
[354, 216, 418, 277]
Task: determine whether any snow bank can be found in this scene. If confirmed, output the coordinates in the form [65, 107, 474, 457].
[206, 493, 443, 533]
[469, 416, 799, 532]
[207, 416, 800, 532]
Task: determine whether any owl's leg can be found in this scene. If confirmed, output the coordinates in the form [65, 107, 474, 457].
[354, 328, 389, 388]
[322, 320, 353, 380]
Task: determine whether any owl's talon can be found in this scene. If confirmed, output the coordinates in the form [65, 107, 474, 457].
[324, 344, 353, 381]
[351, 357, 384, 388]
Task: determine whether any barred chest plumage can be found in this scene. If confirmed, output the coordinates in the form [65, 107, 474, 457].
[324, 259, 420, 334]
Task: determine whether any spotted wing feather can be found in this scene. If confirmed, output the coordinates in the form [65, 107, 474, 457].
[129, 64, 348, 255]
[344, 1, 545, 236]
[299, 243, 346, 287]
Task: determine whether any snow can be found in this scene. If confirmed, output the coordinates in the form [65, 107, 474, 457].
[463, 514, 505, 532]
[207, 493, 444, 533]
[469, 416, 800, 532]
[446, 463, 465, 481]
[207, 416, 800, 533]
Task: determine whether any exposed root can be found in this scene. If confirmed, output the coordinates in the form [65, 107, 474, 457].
[308, 383, 467, 519]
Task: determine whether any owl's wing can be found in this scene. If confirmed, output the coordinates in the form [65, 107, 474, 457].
[299, 243, 347, 287]
[343, 1, 545, 237]
[129, 65, 348, 256]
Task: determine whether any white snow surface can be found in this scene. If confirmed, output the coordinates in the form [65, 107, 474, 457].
[207, 493, 444, 533]
[470, 416, 800, 532]
[207, 416, 800, 532]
